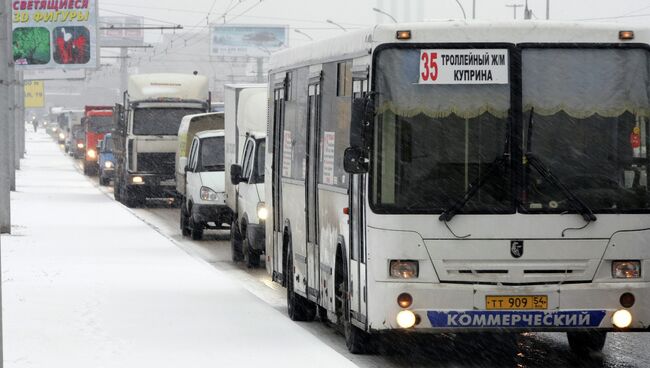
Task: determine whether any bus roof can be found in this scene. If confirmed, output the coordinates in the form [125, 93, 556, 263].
[269, 21, 650, 71]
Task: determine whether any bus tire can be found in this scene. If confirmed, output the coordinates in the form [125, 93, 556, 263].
[336, 249, 372, 354]
[286, 250, 316, 322]
[230, 221, 244, 262]
[245, 239, 260, 268]
[567, 331, 607, 355]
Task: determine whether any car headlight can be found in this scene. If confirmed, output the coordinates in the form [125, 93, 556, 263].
[200, 186, 224, 201]
[77, 142, 84, 149]
[87, 149, 97, 159]
[104, 161, 113, 169]
[390, 260, 419, 279]
[58, 132, 65, 140]
[257, 202, 268, 221]
[612, 261, 641, 279]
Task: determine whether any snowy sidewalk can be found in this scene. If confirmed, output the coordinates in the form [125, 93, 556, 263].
[1, 131, 357, 368]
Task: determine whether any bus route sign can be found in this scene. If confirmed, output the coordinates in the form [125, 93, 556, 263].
[419, 49, 509, 85]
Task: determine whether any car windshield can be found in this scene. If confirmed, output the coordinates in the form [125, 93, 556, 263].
[371, 48, 512, 214]
[522, 48, 650, 213]
[199, 136, 224, 171]
[87, 116, 113, 133]
[132, 108, 204, 136]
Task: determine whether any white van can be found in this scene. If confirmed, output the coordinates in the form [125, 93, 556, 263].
[225, 84, 268, 268]
[179, 130, 229, 240]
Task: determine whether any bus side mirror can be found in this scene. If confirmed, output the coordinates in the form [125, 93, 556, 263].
[230, 164, 244, 185]
[343, 147, 368, 174]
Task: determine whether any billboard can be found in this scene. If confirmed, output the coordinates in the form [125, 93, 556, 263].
[99, 16, 144, 47]
[12, 0, 100, 70]
[210, 24, 288, 58]
[24, 80, 45, 108]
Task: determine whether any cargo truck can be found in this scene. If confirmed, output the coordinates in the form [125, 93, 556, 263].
[113, 73, 210, 208]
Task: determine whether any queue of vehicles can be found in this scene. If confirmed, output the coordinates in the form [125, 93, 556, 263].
[43, 20, 650, 358]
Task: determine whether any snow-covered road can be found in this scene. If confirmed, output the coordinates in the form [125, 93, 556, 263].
[1, 131, 358, 367]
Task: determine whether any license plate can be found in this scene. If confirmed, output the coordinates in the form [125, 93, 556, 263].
[485, 295, 548, 310]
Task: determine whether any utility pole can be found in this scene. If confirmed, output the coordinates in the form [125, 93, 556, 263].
[524, 0, 532, 20]
[473, 0, 476, 19]
[5, 0, 15, 191]
[18, 71, 24, 159]
[506, 3, 523, 19]
[1, 0, 12, 235]
[546, 0, 550, 19]
[120, 47, 128, 94]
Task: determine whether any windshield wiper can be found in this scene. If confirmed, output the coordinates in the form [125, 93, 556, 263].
[525, 108, 597, 222]
[438, 153, 508, 222]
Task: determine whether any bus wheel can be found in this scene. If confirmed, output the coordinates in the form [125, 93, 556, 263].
[336, 258, 372, 354]
[567, 331, 607, 355]
[286, 251, 315, 321]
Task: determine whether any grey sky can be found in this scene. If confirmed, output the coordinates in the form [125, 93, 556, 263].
[98, 0, 650, 46]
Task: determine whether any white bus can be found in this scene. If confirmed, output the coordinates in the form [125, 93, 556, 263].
[265, 21, 650, 354]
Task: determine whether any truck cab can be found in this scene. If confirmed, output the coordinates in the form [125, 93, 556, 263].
[113, 73, 210, 208]
[180, 131, 229, 240]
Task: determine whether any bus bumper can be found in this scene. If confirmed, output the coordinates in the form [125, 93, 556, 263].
[369, 281, 650, 332]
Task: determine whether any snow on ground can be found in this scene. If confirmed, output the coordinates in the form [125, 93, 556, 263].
[1, 131, 357, 368]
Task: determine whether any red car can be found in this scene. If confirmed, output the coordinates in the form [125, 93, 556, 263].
[83, 106, 114, 176]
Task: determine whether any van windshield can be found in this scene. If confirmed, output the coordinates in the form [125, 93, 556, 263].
[199, 136, 225, 172]
[132, 108, 204, 136]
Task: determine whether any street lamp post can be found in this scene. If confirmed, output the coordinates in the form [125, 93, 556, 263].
[326, 19, 347, 32]
[294, 28, 314, 41]
[372, 7, 398, 23]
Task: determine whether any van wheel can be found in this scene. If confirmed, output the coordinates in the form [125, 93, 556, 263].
[230, 221, 243, 262]
[567, 331, 607, 355]
[286, 250, 316, 322]
[180, 203, 190, 236]
[336, 254, 372, 354]
[190, 216, 203, 240]
[244, 238, 260, 268]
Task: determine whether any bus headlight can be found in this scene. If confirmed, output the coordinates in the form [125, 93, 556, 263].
[257, 202, 268, 221]
[58, 132, 65, 140]
[104, 161, 114, 169]
[132, 176, 144, 184]
[390, 260, 419, 279]
[200, 186, 223, 202]
[612, 309, 632, 328]
[87, 149, 97, 160]
[396, 310, 416, 328]
[612, 261, 641, 279]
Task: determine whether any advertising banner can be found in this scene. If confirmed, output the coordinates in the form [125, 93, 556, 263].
[12, 0, 100, 70]
[211, 24, 288, 58]
[24, 80, 45, 108]
[99, 16, 144, 47]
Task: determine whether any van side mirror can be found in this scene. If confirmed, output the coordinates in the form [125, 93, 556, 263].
[343, 147, 368, 174]
[230, 164, 244, 185]
[184, 165, 191, 173]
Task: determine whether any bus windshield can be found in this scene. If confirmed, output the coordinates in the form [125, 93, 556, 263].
[132, 108, 204, 136]
[371, 48, 512, 214]
[522, 48, 650, 213]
